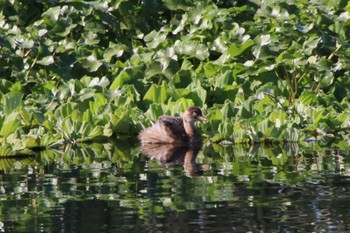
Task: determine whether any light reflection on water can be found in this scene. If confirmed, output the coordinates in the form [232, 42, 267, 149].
[0, 142, 350, 232]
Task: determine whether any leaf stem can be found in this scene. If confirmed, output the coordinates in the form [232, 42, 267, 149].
[25, 54, 39, 78]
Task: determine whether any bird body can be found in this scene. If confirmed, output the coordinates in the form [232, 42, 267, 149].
[138, 107, 206, 145]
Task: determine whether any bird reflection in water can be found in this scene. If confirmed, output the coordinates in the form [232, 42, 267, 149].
[140, 143, 208, 176]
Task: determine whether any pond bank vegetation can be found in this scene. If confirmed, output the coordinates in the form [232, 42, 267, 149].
[1, 0, 350, 156]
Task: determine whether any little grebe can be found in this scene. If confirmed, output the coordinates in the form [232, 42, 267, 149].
[138, 106, 206, 145]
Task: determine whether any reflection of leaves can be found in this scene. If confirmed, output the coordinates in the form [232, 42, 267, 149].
[38, 141, 136, 170]
[2, 140, 350, 233]
[0, 157, 35, 170]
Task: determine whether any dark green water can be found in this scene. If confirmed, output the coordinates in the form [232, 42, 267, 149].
[1, 141, 350, 232]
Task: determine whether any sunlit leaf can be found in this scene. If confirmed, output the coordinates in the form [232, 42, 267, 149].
[296, 23, 314, 33]
[81, 53, 103, 72]
[111, 110, 130, 134]
[42, 6, 61, 21]
[145, 62, 163, 79]
[4, 92, 23, 115]
[228, 40, 254, 58]
[313, 109, 324, 127]
[88, 77, 110, 88]
[37, 56, 54, 66]
[143, 83, 168, 104]
[104, 43, 126, 61]
[268, 111, 287, 128]
[0, 120, 21, 137]
[110, 67, 144, 89]
[90, 93, 108, 115]
[144, 103, 167, 121]
[284, 128, 299, 142]
[215, 70, 234, 88]
[144, 30, 167, 49]
[0, 145, 14, 157]
[299, 91, 317, 105]
[320, 71, 334, 88]
[174, 40, 209, 60]
[54, 103, 77, 118]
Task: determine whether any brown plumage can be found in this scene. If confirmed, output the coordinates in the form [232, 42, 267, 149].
[138, 106, 206, 145]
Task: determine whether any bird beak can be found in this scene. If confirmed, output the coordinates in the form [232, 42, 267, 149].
[198, 116, 207, 122]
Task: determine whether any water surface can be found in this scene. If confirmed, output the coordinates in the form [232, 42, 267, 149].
[1, 141, 350, 232]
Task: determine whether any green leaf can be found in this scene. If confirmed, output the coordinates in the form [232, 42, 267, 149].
[80, 50, 103, 72]
[303, 36, 320, 55]
[0, 145, 14, 157]
[162, 0, 192, 10]
[54, 103, 77, 118]
[174, 40, 209, 60]
[320, 71, 334, 88]
[37, 56, 54, 66]
[42, 6, 61, 21]
[145, 104, 167, 121]
[4, 92, 24, 115]
[299, 91, 317, 105]
[276, 50, 296, 62]
[215, 70, 234, 88]
[268, 111, 287, 128]
[221, 100, 235, 120]
[313, 109, 324, 127]
[16, 39, 35, 49]
[0, 119, 21, 137]
[90, 93, 108, 114]
[284, 128, 299, 142]
[110, 67, 144, 89]
[228, 40, 254, 58]
[88, 125, 104, 139]
[169, 97, 195, 113]
[111, 110, 130, 134]
[143, 83, 168, 104]
[104, 43, 126, 62]
[145, 62, 163, 79]
[144, 30, 167, 49]
[296, 23, 314, 33]
[88, 77, 110, 88]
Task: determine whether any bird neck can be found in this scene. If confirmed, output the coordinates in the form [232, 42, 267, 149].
[183, 118, 196, 139]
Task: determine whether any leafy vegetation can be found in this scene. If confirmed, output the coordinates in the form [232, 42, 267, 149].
[1, 0, 350, 155]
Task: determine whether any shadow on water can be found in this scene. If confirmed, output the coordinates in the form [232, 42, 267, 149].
[0, 141, 350, 232]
